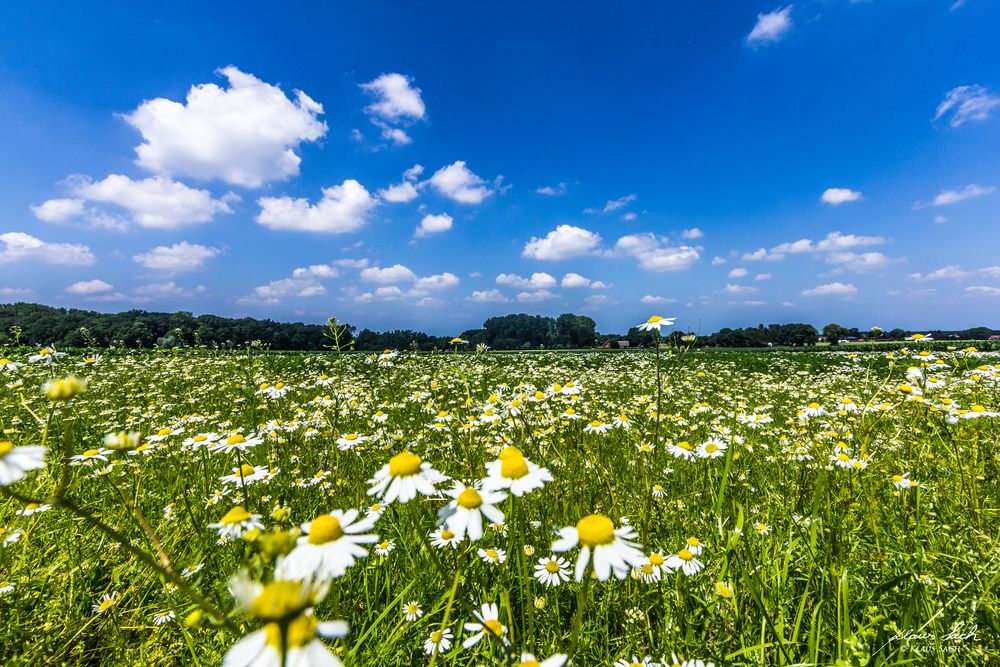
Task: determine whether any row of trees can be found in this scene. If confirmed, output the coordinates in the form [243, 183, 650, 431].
[0, 303, 330, 350]
[1, 302, 996, 351]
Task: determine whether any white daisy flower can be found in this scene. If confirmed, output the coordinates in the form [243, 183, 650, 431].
[551, 514, 646, 581]
[438, 481, 506, 542]
[276, 509, 378, 581]
[0, 441, 46, 486]
[366, 451, 443, 504]
[482, 447, 553, 497]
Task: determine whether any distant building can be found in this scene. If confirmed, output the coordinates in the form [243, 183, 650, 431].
[989, 335, 1000, 341]
[617, 340, 630, 348]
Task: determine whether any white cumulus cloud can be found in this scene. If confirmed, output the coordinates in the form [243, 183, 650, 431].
[522, 225, 602, 261]
[256, 180, 375, 233]
[560, 273, 591, 288]
[66, 279, 113, 295]
[415, 213, 453, 238]
[360, 264, 417, 284]
[821, 188, 863, 205]
[31, 198, 86, 223]
[496, 272, 557, 289]
[361, 73, 426, 122]
[615, 233, 700, 272]
[124, 66, 326, 188]
[429, 161, 493, 204]
[71, 174, 233, 230]
[468, 289, 509, 302]
[0, 232, 94, 266]
[133, 242, 221, 271]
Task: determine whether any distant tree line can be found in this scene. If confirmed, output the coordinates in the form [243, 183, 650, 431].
[0, 302, 996, 351]
[0, 303, 329, 350]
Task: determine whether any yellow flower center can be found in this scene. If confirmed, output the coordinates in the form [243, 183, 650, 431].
[440, 529, 455, 540]
[98, 599, 115, 612]
[275, 382, 284, 389]
[808, 402, 820, 409]
[649, 553, 665, 566]
[308, 514, 344, 544]
[519, 661, 541, 667]
[705, 443, 718, 453]
[678, 441, 692, 450]
[499, 446, 522, 460]
[250, 580, 307, 621]
[534, 391, 545, 400]
[264, 613, 317, 650]
[344, 433, 357, 441]
[971, 405, 985, 412]
[576, 514, 615, 547]
[687, 537, 701, 547]
[239, 463, 256, 476]
[647, 316, 663, 323]
[406, 604, 419, 613]
[485, 549, 499, 559]
[226, 434, 246, 446]
[194, 435, 207, 442]
[553, 383, 563, 392]
[545, 560, 561, 573]
[25, 503, 39, 510]
[0, 358, 10, 364]
[83, 449, 99, 457]
[39, 348, 51, 355]
[388, 451, 422, 477]
[501, 454, 530, 479]
[641, 563, 654, 574]
[0, 441, 13, 457]
[837, 453, 850, 461]
[157, 428, 173, 436]
[457, 487, 483, 509]
[220, 506, 251, 524]
[482, 619, 503, 637]
[430, 630, 443, 643]
[677, 548, 693, 561]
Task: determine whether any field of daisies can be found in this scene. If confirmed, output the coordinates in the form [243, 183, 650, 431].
[0, 333, 998, 666]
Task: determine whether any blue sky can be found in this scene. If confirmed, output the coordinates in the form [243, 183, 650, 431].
[1, 1, 998, 335]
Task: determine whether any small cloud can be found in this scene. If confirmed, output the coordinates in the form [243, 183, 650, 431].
[560, 272, 591, 288]
[415, 213, 453, 238]
[934, 215, 949, 224]
[468, 289, 508, 303]
[66, 279, 113, 295]
[723, 284, 757, 295]
[584, 193, 636, 214]
[361, 73, 426, 122]
[496, 272, 557, 289]
[535, 183, 567, 196]
[640, 294, 675, 304]
[934, 85, 1000, 128]
[965, 285, 1000, 296]
[680, 227, 703, 240]
[821, 188, 863, 205]
[522, 225, 603, 261]
[516, 289, 558, 303]
[801, 282, 857, 297]
[755, 273, 773, 281]
[728, 267, 748, 278]
[133, 242, 221, 271]
[908, 265, 971, 281]
[923, 184, 996, 207]
[428, 161, 493, 204]
[747, 6, 793, 46]
[360, 264, 417, 284]
[711, 256, 727, 266]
